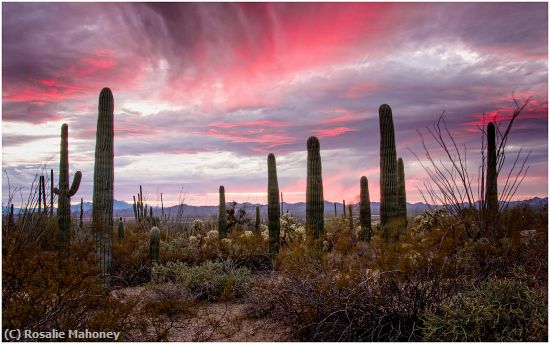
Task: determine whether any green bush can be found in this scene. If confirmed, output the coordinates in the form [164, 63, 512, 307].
[153, 260, 251, 301]
[422, 272, 547, 341]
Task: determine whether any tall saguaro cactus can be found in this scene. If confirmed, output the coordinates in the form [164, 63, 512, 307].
[306, 136, 324, 238]
[53, 123, 82, 246]
[93, 87, 114, 281]
[486, 122, 498, 232]
[343, 200, 346, 217]
[267, 153, 281, 256]
[379, 104, 399, 242]
[218, 186, 227, 238]
[359, 176, 372, 242]
[397, 157, 407, 234]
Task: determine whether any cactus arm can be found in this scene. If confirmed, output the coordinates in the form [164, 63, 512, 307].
[68, 171, 82, 197]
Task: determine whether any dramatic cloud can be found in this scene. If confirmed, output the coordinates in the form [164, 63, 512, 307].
[2, 3, 547, 206]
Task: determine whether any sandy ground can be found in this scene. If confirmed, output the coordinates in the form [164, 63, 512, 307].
[113, 285, 292, 342]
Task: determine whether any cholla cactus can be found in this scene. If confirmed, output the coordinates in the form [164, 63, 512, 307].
[206, 230, 219, 241]
[188, 235, 199, 247]
[192, 218, 205, 234]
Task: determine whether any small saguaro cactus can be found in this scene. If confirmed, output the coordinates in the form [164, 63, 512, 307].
[255, 205, 261, 234]
[359, 176, 372, 242]
[267, 153, 281, 256]
[486, 122, 498, 233]
[50, 169, 54, 216]
[397, 157, 407, 234]
[53, 123, 82, 246]
[334, 202, 337, 217]
[92, 87, 114, 281]
[218, 185, 227, 238]
[343, 199, 346, 217]
[280, 192, 284, 214]
[117, 217, 125, 240]
[379, 104, 399, 242]
[306, 136, 324, 238]
[132, 195, 138, 222]
[149, 226, 160, 264]
[348, 204, 353, 231]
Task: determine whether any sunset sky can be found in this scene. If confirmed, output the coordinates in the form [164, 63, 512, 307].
[2, 2, 548, 207]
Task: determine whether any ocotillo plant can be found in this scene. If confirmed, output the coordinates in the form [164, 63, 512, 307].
[92, 87, 114, 281]
[397, 157, 407, 233]
[218, 186, 227, 238]
[255, 205, 260, 234]
[348, 204, 353, 231]
[306, 136, 324, 238]
[379, 104, 399, 242]
[486, 122, 498, 233]
[79, 198, 84, 229]
[359, 176, 372, 242]
[267, 153, 281, 256]
[117, 217, 125, 240]
[38, 175, 43, 212]
[150, 226, 160, 264]
[53, 123, 82, 247]
[41, 175, 47, 214]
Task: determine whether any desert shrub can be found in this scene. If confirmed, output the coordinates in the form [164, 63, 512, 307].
[422, 271, 547, 341]
[2, 232, 140, 339]
[111, 225, 151, 286]
[153, 260, 251, 301]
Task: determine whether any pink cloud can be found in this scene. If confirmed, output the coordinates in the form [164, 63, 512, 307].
[314, 127, 358, 138]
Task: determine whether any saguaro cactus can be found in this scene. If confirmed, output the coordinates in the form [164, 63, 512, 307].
[343, 200, 346, 217]
[93, 87, 114, 280]
[306, 136, 324, 238]
[280, 192, 284, 214]
[397, 157, 407, 233]
[348, 204, 353, 231]
[149, 226, 160, 264]
[486, 122, 498, 232]
[267, 153, 281, 256]
[117, 217, 125, 240]
[334, 202, 337, 217]
[53, 123, 82, 246]
[218, 185, 227, 238]
[359, 176, 372, 242]
[255, 205, 260, 234]
[41, 175, 47, 214]
[379, 104, 399, 242]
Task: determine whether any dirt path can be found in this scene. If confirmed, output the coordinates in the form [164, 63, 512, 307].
[114, 286, 292, 341]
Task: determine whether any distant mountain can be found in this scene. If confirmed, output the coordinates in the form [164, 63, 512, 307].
[3, 197, 547, 218]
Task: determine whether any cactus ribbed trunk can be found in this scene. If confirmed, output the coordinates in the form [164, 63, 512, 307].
[348, 204, 353, 231]
[54, 123, 82, 247]
[306, 136, 324, 238]
[218, 186, 227, 238]
[267, 153, 280, 256]
[117, 217, 125, 240]
[149, 226, 160, 264]
[255, 205, 260, 234]
[397, 157, 407, 234]
[379, 104, 399, 242]
[486, 122, 498, 234]
[93, 87, 114, 281]
[359, 176, 372, 242]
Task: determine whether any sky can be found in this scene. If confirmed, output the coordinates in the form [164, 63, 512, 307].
[2, 2, 548, 207]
